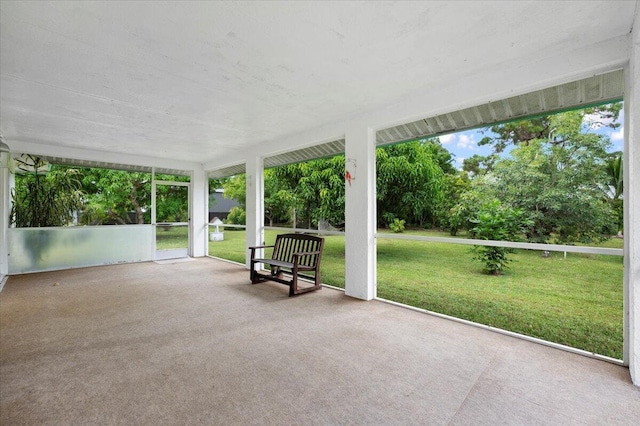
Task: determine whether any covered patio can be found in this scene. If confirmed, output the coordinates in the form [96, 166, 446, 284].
[1, 1, 640, 420]
[1, 258, 639, 424]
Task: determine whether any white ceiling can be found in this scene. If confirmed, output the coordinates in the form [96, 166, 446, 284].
[0, 1, 637, 168]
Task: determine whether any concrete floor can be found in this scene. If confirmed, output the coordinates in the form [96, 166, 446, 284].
[1, 258, 638, 425]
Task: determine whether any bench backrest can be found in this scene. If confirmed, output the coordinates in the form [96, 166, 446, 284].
[272, 233, 324, 268]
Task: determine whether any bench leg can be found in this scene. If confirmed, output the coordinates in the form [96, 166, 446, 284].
[289, 271, 322, 297]
[250, 261, 261, 284]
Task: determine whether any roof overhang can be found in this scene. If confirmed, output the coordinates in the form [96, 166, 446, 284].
[207, 68, 624, 178]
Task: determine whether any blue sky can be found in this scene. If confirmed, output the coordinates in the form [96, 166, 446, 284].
[438, 107, 625, 170]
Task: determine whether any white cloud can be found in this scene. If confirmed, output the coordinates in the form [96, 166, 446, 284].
[456, 134, 475, 150]
[611, 126, 624, 142]
[439, 134, 454, 144]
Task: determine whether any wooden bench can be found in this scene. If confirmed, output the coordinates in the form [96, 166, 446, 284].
[249, 233, 324, 296]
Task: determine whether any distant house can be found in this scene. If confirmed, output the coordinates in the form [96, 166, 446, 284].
[209, 189, 240, 221]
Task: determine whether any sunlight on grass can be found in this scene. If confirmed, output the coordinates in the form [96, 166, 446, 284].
[208, 227, 623, 359]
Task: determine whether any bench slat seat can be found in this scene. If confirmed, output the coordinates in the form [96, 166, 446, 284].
[249, 233, 324, 296]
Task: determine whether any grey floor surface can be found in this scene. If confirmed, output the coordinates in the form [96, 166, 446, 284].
[1, 257, 638, 425]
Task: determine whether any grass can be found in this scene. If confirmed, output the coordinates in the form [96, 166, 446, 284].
[156, 226, 189, 250]
[208, 228, 623, 359]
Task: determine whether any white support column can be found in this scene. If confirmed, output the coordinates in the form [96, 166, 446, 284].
[245, 156, 264, 269]
[625, 12, 640, 386]
[190, 168, 208, 257]
[0, 159, 9, 277]
[344, 125, 376, 300]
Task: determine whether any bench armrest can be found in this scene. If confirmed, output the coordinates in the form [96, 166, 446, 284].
[292, 251, 322, 266]
[249, 245, 275, 262]
[249, 244, 275, 250]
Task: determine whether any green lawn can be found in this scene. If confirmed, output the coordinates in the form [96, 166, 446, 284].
[155, 226, 189, 249]
[209, 228, 623, 359]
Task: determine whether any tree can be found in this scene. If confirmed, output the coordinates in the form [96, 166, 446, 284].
[478, 102, 622, 155]
[376, 141, 445, 228]
[220, 141, 447, 230]
[435, 171, 471, 235]
[269, 156, 346, 229]
[10, 156, 84, 227]
[80, 169, 152, 224]
[604, 154, 623, 200]
[463, 109, 617, 243]
[462, 154, 496, 176]
[154, 173, 190, 223]
[424, 138, 457, 175]
[222, 174, 246, 208]
[604, 153, 623, 232]
[264, 169, 296, 226]
[155, 184, 189, 223]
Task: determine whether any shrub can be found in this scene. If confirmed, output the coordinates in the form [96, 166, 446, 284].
[390, 218, 406, 233]
[471, 199, 532, 275]
[226, 206, 246, 226]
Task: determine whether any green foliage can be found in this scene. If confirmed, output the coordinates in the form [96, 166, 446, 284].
[79, 169, 189, 225]
[479, 117, 548, 153]
[471, 200, 532, 275]
[226, 206, 246, 225]
[466, 109, 618, 243]
[435, 172, 471, 234]
[603, 154, 623, 232]
[478, 103, 621, 154]
[299, 156, 346, 227]
[448, 183, 491, 236]
[80, 169, 152, 224]
[10, 156, 84, 227]
[271, 156, 345, 228]
[604, 154, 623, 200]
[222, 175, 247, 208]
[219, 142, 446, 230]
[389, 218, 406, 233]
[156, 184, 188, 222]
[78, 203, 107, 226]
[376, 141, 444, 227]
[264, 169, 297, 226]
[424, 138, 457, 175]
[462, 154, 496, 176]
